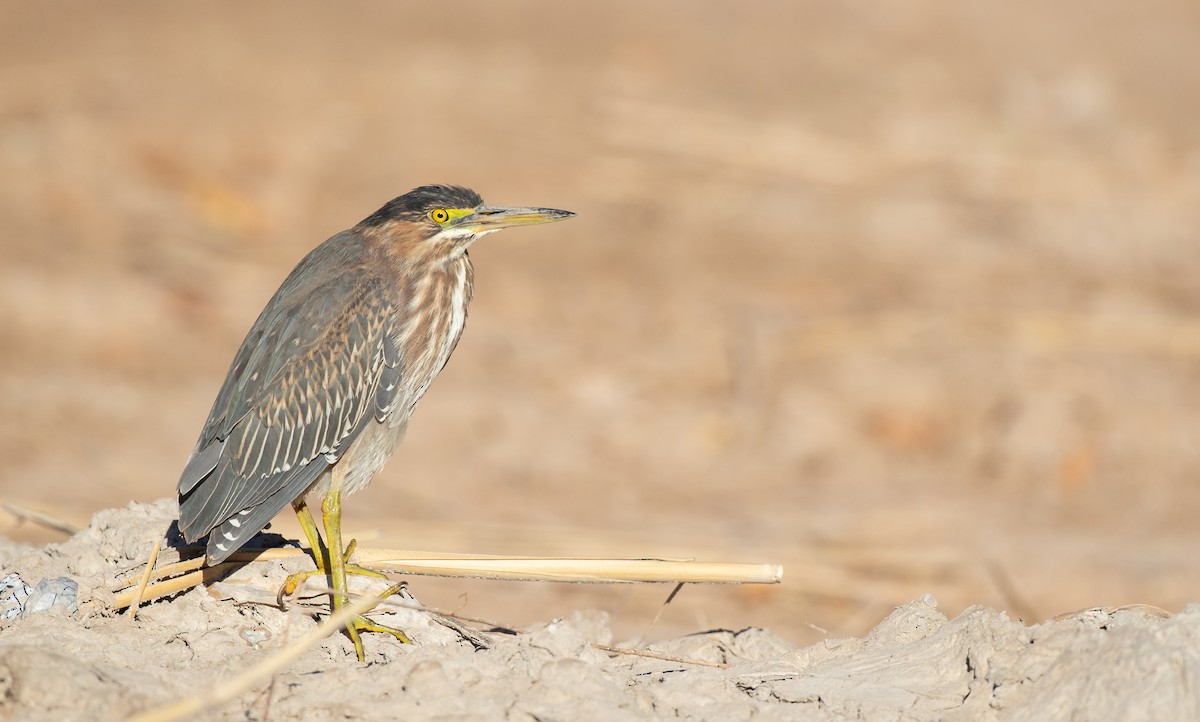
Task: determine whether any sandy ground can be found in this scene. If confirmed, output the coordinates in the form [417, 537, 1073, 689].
[2, 0, 1200, 719]
[2, 501, 1198, 721]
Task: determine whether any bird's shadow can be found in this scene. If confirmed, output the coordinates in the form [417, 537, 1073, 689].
[162, 519, 301, 586]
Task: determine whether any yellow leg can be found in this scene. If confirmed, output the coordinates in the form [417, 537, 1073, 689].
[320, 466, 410, 661]
[278, 497, 390, 605]
[320, 467, 360, 657]
[295, 497, 328, 564]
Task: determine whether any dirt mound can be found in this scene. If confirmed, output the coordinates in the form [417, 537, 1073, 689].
[0, 502, 1195, 721]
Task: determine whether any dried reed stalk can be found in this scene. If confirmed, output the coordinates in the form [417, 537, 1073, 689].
[125, 535, 163, 621]
[111, 546, 782, 611]
[351, 549, 784, 584]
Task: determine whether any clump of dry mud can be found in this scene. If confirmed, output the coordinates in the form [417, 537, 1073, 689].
[0, 502, 1196, 721]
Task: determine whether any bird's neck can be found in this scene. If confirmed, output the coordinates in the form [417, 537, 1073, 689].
[382, 250, 474, 415]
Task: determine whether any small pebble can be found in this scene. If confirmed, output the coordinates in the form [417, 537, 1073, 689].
[240, 626, 272, 648]
[0, 572, 33, 621]
[21, 577, 80, 618]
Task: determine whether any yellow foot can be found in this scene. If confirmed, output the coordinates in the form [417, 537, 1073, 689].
[277, 563, 390, 605]
[343, 584, 412, 661]
[277, 538, 389, 605]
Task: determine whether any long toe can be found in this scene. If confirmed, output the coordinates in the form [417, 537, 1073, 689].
[353, 616, 412, 645]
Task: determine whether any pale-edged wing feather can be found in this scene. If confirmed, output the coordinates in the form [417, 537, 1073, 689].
[177, 233, 401, 559]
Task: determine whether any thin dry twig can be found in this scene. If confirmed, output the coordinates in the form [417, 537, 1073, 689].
[112, 562, 242, 610]
[123, 590, 384, 722]
[984, 557, 1038, 623]
[135, 556, 206, 583]
[385, 602, 510, 632]
[1050, 603, 1172, 622]
[126, 534, 164, 622]
[594, 643, 729, 669]
[259, 602, 304, 722]
[374, 587, 493, 650]
[635, 582, 685, 647]
[1, 502, 82, 536]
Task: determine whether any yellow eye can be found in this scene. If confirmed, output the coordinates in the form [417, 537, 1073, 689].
[430, 208, 450, 223]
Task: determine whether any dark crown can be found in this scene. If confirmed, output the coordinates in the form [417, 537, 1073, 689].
[358, 185, 484, 227]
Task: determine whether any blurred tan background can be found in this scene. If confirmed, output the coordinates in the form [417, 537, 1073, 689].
[2, 1, 1199, 643]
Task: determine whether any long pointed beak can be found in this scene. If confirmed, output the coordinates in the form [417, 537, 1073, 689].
[459, 205, 575, 233]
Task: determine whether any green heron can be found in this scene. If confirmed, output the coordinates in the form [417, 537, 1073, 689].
[177, 185, 573, 659]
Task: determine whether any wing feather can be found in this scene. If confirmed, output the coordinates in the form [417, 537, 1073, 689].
[177, 234, 402, 555]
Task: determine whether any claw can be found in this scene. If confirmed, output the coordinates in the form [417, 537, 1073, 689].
[278, 568, 318, 605]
